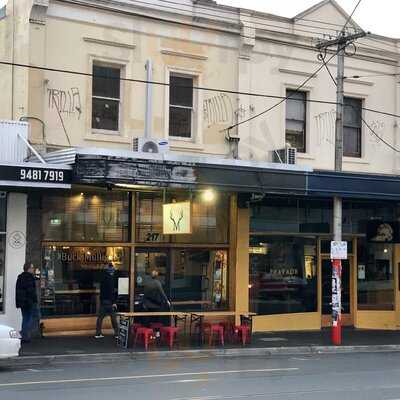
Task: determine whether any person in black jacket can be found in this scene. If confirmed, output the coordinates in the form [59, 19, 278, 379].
[15, 262, 38, 343]
[143, 269, 171, 327]
[95, 263, 118, 338]
[143, 269, 170, 312]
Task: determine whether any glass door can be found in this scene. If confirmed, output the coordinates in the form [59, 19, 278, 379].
[321, 257, 353, 326]
[134, 249, 170, 310]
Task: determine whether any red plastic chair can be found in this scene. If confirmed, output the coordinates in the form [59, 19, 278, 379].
[149, 322, 164, 330]
[219, 321, 234, 342]
[207, 324, 225, 346]
[234, 325, 251, 346]
[193, 321, 211, 340]
[130, 323, 142, 336]
[134, 327, 154, 351]
[160, 326, 179, 350]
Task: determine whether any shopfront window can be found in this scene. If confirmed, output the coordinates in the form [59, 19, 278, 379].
[357, 240, 394, 311]
[0, 195, 6, 313]
[342, 200, 396, 235]
[41, 246, 130, 317]
[249, 236, 318, 315]
[251, 197, 332, 234]
[136, 191, 229, 244]
[135, 249, 228, 311]
[42, 192, 129, 242]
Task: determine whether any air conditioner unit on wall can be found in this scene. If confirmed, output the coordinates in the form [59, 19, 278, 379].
[273, 147, 297, 164]
[133, 137, 169, 154]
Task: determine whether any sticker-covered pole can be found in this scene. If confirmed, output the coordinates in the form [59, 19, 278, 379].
[331, 258, 342, 345]
[316, 24, 366, 346]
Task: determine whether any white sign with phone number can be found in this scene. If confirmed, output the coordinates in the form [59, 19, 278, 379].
[20, 168, 65, 182]
[330, 241, 348, 260]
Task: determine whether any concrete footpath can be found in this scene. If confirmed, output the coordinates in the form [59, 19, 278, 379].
[7, 328, 400, 367]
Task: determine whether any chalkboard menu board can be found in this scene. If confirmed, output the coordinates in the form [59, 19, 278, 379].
[118, 317, 130, 348]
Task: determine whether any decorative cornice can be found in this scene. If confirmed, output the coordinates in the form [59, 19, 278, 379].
[344, 78, 374, 86]
[30, 0, 49, 25]
[83, 37, 136, 50]
[160, 49, 208, 60]
[279, 68, 316, 78]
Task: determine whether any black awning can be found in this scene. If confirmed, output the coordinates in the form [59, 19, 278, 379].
[73, 154, 400, 200]
[73, 154, 307, 195]
[309, 171, 400, 200]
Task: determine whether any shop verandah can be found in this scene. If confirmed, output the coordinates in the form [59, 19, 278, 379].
[25, 148, 400, 339]
[30, 190, 400, 340]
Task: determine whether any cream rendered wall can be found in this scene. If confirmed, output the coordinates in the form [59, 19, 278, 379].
[4, 0, 400, 175]
[33, 2, 238, 156]
[0, 193, 27, 331]
[0, 0, 32, 122]
[242, 7, 400, 175]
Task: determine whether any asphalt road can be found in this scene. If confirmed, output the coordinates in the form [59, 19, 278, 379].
[1, 352, 400, 400]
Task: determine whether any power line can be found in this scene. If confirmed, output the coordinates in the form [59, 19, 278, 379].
[294, 16, 358, 31]
[1, 58, 399, 121]
[225, 49, 340, 132]
[342, 0, 363, 31]
[153, 0, 348, 36]
[0, 59, 338, 106]
[60, 0, 356, 47]
[322, 55, 400, 153]
[157, 0, 360, 34]
[127, 0, 340, 39]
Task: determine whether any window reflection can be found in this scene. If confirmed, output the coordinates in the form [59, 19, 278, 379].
[40, 246, 130, 317]
[134, 249, 228, 311]
[136, 192, 229, 244]
[42, 192, 129, 242]
[357, 240, 394, 311]
[249, 236, 318, 315]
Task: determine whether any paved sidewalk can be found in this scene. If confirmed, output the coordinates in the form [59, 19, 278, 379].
[15, 328, 400, 361]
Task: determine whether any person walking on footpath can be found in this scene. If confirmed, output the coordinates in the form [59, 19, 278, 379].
[143, 269, 171, 328]
[95, 263, 118, 338]
[15, 262, 38, 343]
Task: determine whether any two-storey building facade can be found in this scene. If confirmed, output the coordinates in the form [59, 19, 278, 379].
[1, 0, 400, 334]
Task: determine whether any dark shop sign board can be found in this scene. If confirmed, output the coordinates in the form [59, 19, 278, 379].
[0, 163, 72, 189]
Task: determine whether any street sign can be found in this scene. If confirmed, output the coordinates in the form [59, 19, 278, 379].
[330, 241, 347, 260]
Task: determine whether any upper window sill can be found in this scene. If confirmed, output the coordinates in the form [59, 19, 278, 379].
[296, 153, 315, 161]
[343, 156, 369, 165]
[85, 132, 132, 144]
[169, 139, 204, 152]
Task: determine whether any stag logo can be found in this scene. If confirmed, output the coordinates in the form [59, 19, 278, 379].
[163, 201, 191, 235]
[170, 208, 184, 232]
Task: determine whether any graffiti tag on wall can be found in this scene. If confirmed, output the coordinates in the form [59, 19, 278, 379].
[47, 87, 82, 119]
[203, 93, 234, 127]
[315, 110, 386, 148]
[203, 93, 254, 128]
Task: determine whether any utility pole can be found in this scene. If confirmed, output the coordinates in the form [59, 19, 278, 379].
[316, 30, 366, 345]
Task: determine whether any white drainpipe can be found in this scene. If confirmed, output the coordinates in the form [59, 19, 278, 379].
[144, 60, 153, 139]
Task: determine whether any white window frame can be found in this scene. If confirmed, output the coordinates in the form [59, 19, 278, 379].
[285, 89, 307, 153]
[282, 82, 313, 157]
[90, 58, 125, 136]
[343, 96, 363, 159]
[165, 66, 202, 144]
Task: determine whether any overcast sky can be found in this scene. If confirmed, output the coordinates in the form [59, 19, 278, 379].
[218, 0, 400, 38]
[0, 0, 398, 38]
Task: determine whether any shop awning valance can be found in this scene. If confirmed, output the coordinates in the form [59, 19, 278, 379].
[33, 147, 400, 200]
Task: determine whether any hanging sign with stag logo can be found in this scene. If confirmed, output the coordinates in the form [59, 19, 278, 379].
[163, 201, 192, 235]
